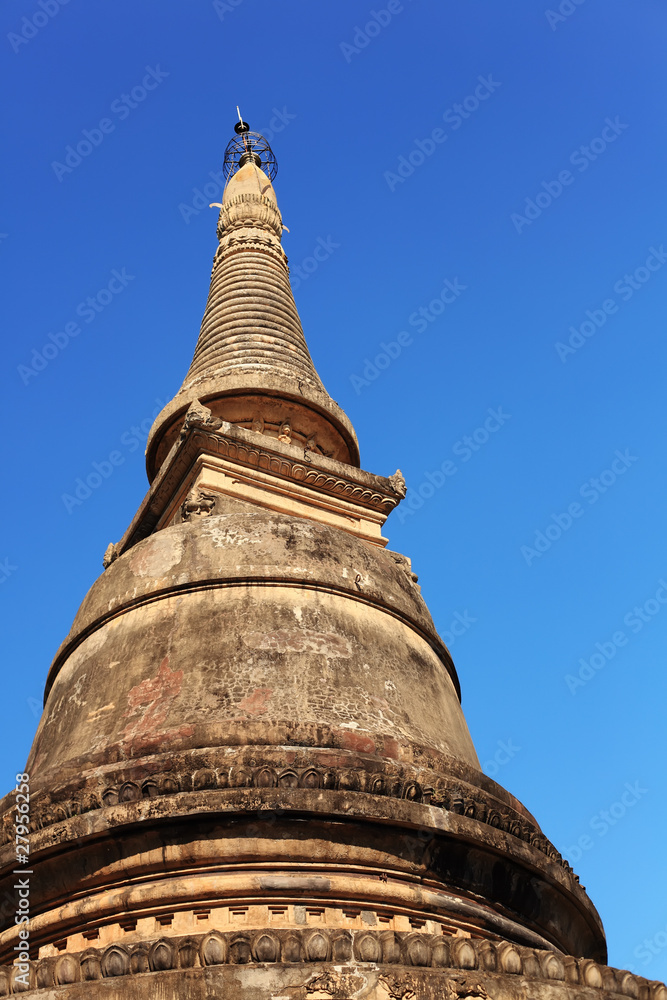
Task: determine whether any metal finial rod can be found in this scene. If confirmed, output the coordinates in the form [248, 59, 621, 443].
[234, 106, 250, 136]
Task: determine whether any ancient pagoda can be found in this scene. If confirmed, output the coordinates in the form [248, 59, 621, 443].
[0, 120, 663, 1000]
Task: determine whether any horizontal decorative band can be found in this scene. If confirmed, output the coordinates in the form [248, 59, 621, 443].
[0, 760, 571, 876]
[1, 929, 661, 998]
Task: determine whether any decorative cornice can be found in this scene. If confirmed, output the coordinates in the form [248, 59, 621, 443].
[1, 929, 664, 997]
[0, 758, 574, 877]
[117, 412, 401, 555]
[216, 190, 283, 241]
[212, 234, 286, 267]
[192, 429, 399, 512]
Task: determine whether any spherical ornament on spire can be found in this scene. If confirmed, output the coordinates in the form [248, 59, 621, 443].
[223, 117, 278, 181]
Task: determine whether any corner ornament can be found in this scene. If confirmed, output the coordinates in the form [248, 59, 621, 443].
[180, 400, 222, 441]
[102, 543, 118, 570]
[388, 469, 407, 499]
[181, 488, 218, 522]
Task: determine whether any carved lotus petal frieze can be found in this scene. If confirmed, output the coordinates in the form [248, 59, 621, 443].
[0, 931, 663, 998]
[1, 758, 578, 881]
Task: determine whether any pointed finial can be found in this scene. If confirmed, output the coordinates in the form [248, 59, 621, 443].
[234, 105, 250, 136]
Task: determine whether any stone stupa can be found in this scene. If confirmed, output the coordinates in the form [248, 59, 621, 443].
[0, 119, 663, 1000]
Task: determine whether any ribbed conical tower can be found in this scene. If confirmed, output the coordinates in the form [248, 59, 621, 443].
[0, 121, 662, 1000]
[146, 135, 358, 480]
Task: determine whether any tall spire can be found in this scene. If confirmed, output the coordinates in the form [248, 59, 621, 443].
[146, 120, 359, 481]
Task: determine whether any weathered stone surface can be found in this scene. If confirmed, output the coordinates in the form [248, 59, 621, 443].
[0, 932, 662, 999]
[31, 510, 473, 789]
[1, 130, 661, 998]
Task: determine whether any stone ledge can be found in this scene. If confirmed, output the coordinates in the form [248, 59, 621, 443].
[1, 930, 664, 997]
[0, 757, 570, 877]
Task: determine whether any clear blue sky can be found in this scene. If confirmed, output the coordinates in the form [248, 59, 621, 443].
[1, 0, 666, 977]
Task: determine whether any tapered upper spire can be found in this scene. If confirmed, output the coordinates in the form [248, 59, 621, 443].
[146, 122, 359, 480]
